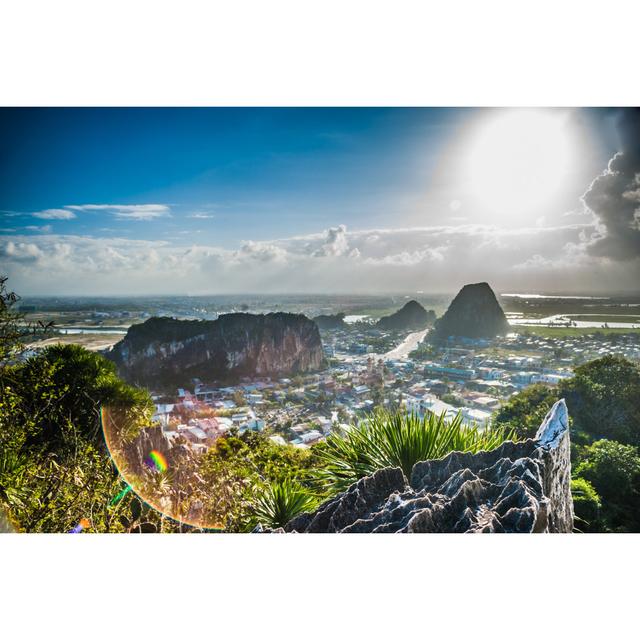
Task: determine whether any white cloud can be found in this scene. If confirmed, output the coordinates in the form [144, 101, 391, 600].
[32, 208, 76, 220]
[2, 218, 637, 296]
[66, 204, 171, 221]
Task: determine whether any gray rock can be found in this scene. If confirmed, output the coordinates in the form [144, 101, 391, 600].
[285, 399, 573, 533]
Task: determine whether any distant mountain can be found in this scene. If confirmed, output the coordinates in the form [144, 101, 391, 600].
[108, 313, 324, 388]
[313, 312, 347, 330]
[376, 300, 435, 331]
[431, 282, 510, 340]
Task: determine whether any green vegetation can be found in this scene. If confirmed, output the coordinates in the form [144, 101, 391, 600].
[493, 384, 559, 440]
[573, 440, 640, 532]
[0, 343, 165, 532]
[314, 409, 515, 493]
[495, 355, 640, 531]
[199, 431, 323, 530]
[570, 477, 602, 532]
[248, 479, 320, 529]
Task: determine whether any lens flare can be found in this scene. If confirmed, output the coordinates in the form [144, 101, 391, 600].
[69, 518, 90, 534]
[147, 450, 168, 472]
[100, 404, 225, 530]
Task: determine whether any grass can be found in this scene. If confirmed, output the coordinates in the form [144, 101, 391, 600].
[314, 409, 515, 494]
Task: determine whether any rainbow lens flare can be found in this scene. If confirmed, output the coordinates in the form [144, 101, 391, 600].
[69, 518, 90, 534]
[100, 405, 225, 530]
[147, 450, 168, 472]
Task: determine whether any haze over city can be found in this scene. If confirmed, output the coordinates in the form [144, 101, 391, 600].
[1, 107, 639, 295]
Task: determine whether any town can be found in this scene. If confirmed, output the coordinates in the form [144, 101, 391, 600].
[149, 321, 640, 453]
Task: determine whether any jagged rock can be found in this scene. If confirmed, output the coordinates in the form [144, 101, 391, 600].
[285, 400, 573, 533]
[313, 312, 347, 330]
[431, 282, 510, 341]
[376, 300, 435, 331]
[108, 313, 325, 388]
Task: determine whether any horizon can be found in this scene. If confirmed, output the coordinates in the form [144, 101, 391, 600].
[2, 107, 639, 296]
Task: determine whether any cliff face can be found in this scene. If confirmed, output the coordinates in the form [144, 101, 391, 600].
[376, 300, 435, 331]
[108, 313, 325, 387]
[432, 282, 510, 341]
[284, 400, 573, 533]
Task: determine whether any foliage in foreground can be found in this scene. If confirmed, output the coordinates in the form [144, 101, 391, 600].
[314, 409, 515, 494]
[248, 479, 320, 530]
[0, 343, 165, 532]
[495, 355, 640, 532]
[199, 431, 323, 531]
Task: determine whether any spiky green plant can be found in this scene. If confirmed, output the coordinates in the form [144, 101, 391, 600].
[315, 410, 516, 494]
[249, 479, 320, 529]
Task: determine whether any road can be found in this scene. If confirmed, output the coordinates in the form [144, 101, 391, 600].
[383, 328, 428, 360]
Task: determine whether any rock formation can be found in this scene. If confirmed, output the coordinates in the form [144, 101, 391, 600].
[313, 312, 347, 330]
[108, 313, 325, 388]
[376, 300, 435, 331]
[431, 282, 509, 341]
[284, 399, 573, 533]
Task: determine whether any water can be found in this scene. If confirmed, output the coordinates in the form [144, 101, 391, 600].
[59, 327, 129, 335]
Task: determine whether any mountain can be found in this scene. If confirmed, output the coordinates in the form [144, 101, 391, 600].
[313, 312, 347, 330]
[280, 400, 573, 533]
[431, 282, 510, 340]
[376, 300, 435, 331]
[108, 313, 324, 388]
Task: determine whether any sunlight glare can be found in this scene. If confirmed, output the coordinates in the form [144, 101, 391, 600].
[465, 109, 574, 219]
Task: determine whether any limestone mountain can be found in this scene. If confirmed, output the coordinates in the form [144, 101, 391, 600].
[431, 282, 510, 340]
[313, 312, 347, 330]
[108, 313, 324, 388]
[376, 300, 435, 331]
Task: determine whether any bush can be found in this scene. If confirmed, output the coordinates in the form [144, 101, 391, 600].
[573, 439, 640, 532]
[570, 477, 602, 532]
[560, 356, 640, 446]
[315, 409, 515, 494]
[493, 384, 560, 440]
[249, 479, 319, 529]
[0, 344, 160, 532]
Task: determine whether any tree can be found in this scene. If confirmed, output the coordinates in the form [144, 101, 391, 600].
[573, 439, 640, 532]
[0, 344, 161, 532]
[493, 384, 560, 440]
[0, 275, 54, 361]
[570, 477, 602, 533]
[559, 356, 640, 446]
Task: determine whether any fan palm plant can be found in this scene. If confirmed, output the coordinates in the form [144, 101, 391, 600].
[249, 479, 320, 529]
[315, 409, 515, 494]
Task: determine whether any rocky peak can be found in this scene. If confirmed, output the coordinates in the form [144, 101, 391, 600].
[376, 300, 435, 331]
[283, 400, 573, 533]
[431, 282, 510, 341]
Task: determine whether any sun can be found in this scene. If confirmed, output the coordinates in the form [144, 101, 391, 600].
[464, 109, 574, 220]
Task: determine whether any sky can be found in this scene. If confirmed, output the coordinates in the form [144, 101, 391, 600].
[1, 107, 638, 296]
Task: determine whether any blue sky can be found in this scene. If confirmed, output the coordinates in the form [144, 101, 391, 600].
[1, 107, 637, 295]
[1, 108, 463, 243]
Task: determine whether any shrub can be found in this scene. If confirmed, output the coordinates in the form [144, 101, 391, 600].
[570, 477, 602, 532]
[249, 479, 320, 530]
[314, 409, 515, 494]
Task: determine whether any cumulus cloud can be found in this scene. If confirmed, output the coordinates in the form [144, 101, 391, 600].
[32, 208, 76, 220]
[66, 204, 171, 221]
[4, 219, 632, 295]
[312, 224, 360, 258]
[582, 108, 640, 261]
